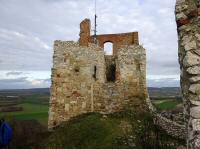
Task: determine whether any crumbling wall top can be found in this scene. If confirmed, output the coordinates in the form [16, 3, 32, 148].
[79, 18, 91, 46]
[79, 18, 139, 55]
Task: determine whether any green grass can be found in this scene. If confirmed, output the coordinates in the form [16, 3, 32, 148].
[21, 93, 49, 104]
[45, 112, 184, 149]
[0, 91, 49, 125]
[193, 0, 198, 3]
[47, 113, 122, 149]
[0, 103, 49, 125]
[154, 100, 181, 110]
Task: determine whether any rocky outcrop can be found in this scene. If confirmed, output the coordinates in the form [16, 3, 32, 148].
[175, 0, 200, 148]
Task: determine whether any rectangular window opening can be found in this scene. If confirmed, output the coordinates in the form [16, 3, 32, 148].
[106, 64, 116, 82]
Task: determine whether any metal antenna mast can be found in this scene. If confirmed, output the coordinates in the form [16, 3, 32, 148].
[94, 0, 97, 43]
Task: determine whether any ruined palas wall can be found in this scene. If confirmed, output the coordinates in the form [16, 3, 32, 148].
[118, 45, 146, 95]
[175, 0, 200, 148]
[93, 45, 147, 114]
[48, 31, 146, 129]
[48, 41, 105, 128]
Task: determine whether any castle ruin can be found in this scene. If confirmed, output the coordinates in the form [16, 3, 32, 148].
[48, 19, 147, 129]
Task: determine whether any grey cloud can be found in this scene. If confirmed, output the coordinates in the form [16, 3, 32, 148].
[0, 77, 28, 83]
[147, 58, 180, 75]
[34, 78, 51, 84]
[147, 78, 180, 87]
[0, 77, 50, 89]
[0, 0, 94, 71]
[6, 71, 24, 76]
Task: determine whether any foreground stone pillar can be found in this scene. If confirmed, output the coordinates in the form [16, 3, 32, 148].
[175, 0, 200, 148]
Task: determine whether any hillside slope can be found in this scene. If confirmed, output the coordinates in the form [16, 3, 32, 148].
[45, 111, 184, 149]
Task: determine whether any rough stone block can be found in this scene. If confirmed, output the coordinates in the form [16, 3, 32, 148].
[65, 104, 70, 112]
[190, 99, 200, 106]
[189, 84, 200, 94]
[191, 106, 200, 118]
[183, 51, 200, 67]
[187, 66, 200, 74]
[177, 18, 190, 27]
[176, 0, 186, 4]
[189, 76, 200, 83]
[82, 102, 86, 109]
[184, 40, 197, 51]
[192, 119, 200, 131]
[176, 12, 188, 20]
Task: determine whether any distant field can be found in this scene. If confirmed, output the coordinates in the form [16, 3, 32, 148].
[148, 87, 182, 111]
[0, 87, 182, 126]
[0, 103, 49, 124]
[148, 87, 181, 98]
[0, 89, 49, 126]
[152, 99, 182, 110]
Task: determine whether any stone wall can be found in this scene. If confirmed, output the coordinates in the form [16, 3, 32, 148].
[146, 96, 186, 139]
[48, 41, 105, 128]
[48, 19, 147, 129]
[175, 0, 200, 148]
[118, 45, 146, 96]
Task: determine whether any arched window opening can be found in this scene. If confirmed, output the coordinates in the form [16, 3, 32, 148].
[104, 42, 113, 55]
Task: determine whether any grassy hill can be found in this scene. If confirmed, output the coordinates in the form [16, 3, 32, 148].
[8, 111, 185, 149]
[45, 111, 184, 149]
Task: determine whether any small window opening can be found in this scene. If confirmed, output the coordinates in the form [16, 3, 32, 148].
[74, 66, 80, 73]
[93, 66, 97, 80]
[104, 42, 113, 55]
[136, 63, 140, 71]
[106, 64, 116, 82]
[64, 57, 67, 62]
[135, 60, 141, 71]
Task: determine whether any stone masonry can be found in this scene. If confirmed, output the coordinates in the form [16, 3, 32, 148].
[146, 96, 186, 139]
[175, 0, 200, 148]
[48, 19, 147, 129]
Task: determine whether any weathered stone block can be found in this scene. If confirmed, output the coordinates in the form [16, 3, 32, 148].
[184, 40, 197, 51]
[189, 76, 200, 83]
[192, 119, 200, 131]
[190, 100, 200, 106]
[187, 66, 200, 74]
[183, 51, 200, 67]
[82, 102, 86, 109]
[187, 10, 199, 19]
[191, 107, 200, 118]
[65, 104, 70, 112]
[195, 34, 200, 41]
[177, 18, 190, 27]
[176, 0, 186, 4]
[189, 84, 200, 94]
[176, 12, 188, 20]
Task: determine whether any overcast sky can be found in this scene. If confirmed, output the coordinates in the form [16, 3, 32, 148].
[0, 0, 180, 89]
